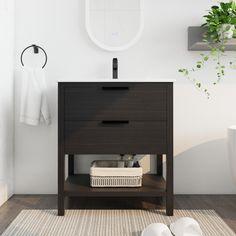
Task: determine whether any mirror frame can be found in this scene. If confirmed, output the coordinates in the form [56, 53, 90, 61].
[85, 0, 144, 51]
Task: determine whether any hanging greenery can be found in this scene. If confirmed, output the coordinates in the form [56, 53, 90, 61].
[179, 0, 236, 98]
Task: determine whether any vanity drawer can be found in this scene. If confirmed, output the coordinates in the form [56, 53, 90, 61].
[64, 120, 167, 154]
[64, 83, 167, 121]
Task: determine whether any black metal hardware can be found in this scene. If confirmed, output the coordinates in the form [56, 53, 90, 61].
[20, 44, 48, 68]
[33, 45, 39, 54]
[102, 86, 129, 90]
[102, 120, 129, 124]
[113, 58, 118, 79]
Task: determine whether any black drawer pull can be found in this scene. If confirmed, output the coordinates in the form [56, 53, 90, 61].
[102, 86, 129, 90]
[102, 120, 129, 124]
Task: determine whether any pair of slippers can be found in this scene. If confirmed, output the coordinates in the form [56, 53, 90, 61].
[142, 217, 203, 236]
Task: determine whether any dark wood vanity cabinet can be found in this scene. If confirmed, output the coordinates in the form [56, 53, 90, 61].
[58, 82, 173, 216]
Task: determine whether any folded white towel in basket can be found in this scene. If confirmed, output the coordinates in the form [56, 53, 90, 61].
[20, 66, 51, 126]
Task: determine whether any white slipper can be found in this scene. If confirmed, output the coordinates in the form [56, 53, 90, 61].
[141, 223, 172, 236]
[170, 217, 203, 236]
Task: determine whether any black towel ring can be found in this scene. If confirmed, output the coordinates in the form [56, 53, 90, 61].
[20, 44, 48, 69]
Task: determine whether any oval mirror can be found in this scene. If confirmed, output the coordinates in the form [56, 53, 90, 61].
[85, 0, 143, 51]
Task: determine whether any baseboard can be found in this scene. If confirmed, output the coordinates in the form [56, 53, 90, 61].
[0, 181, 13, 207]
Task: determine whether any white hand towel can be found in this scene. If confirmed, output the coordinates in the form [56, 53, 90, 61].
[20, 66, 51, 126]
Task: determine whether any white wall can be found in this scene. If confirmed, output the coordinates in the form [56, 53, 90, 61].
[0, 0, 15, 206]
[14, 0, 236, 194]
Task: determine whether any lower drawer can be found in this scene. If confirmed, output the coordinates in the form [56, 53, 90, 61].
[64, 121, 167, 154]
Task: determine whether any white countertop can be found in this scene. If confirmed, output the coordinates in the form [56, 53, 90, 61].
[57, 78, 176, 83]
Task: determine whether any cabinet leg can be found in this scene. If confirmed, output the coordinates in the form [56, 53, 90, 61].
[58, 151, 65, 216]
[166, 195, 173, 216]
[166, 151, 174, 216]
[156, 154, 163, 176]
[58, 195, 65, 216]
[69, 154, 74, 176]
[166, 81, 174, 216]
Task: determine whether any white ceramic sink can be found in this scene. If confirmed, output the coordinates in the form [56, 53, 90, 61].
[57, 78, 176, 82]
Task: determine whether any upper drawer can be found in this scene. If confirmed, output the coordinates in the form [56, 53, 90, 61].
[64, 83, 167, 121]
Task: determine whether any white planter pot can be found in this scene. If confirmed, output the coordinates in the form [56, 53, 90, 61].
[218, 24, 235, 40]
[227, 126, 236, 183]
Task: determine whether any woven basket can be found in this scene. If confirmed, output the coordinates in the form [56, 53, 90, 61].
[90, 160, 143, 187]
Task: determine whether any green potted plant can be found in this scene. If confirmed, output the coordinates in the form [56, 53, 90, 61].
[203, 1, 236, 42]
[179, 0, 236, 98]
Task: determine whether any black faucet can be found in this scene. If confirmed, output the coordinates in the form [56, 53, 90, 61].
[113, 58, 118, 79]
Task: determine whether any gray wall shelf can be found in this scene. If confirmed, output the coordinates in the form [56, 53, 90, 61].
[188, 26, 236, 51]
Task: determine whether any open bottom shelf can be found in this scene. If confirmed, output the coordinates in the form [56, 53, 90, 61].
[64, 174, 166, 197]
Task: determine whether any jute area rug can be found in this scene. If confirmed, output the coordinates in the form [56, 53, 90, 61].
[2, 209, 235, 236]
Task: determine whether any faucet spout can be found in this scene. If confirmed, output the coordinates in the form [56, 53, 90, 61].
[113, 58, 118, 79]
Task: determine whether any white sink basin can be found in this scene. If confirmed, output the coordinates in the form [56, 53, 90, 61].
[57, 78, 176, 82]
